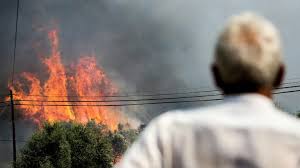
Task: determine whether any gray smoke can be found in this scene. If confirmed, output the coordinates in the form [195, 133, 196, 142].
[1, 0, 300, 167]
[0, 1, 210, 166]
[1, 0, 211, 118]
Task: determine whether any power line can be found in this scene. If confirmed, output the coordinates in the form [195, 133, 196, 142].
[11, 88, 300, 107]
[14, 93, 222, 103]
[0, 94, 10, 97]
[282, 81, 300, 85]
[14, 98, 223, 107]
[10, 83, 300, 103]
[284, 77, 300, 82]
[13, 80, 300, 98]
[14, 89, 219, 98]
[0, 89, 297, 146]
[274, 89, 300, 95]
[0, 139, 26, 143]
[9, 78, 300, 99]
[275, 84, 300, 90]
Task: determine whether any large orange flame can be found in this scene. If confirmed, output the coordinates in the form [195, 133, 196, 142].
[10, 29, 122, 130]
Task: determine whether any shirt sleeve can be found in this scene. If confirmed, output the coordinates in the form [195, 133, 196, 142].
[114, 118, 163, 168]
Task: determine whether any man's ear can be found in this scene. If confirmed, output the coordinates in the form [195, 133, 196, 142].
[273, 64, 285, 88]
[211, 63, 224, 90]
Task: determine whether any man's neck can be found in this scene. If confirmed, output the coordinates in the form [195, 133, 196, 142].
[223, 88, 273, 99]
[256, 88, 273, 99]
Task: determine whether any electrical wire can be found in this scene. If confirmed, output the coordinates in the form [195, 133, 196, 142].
[12, 80, 300, 98]
[14, 89, 219, 98]
[14, 98, 223, 107]
[0, 94, 9, 97]
[1, 88, 299, 144]
[10, 83, 300, 103]
[10, 87, 300, 107]
[14, 93, 222, 103]
[0, 139, 26, 143]
[274, 89, 300, 95]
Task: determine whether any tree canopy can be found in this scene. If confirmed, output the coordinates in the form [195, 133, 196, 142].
[16, 121, 139, 168]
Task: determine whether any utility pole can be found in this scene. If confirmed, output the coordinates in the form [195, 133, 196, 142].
[10, 90, 16, 167]
[10, 0, 20, 166]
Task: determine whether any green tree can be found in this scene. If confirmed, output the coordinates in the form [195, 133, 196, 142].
[109, 124, 139, 163]
[15, 121, 140, 168]
[16, 121, 113, 168]
[296, 111, 300, 118]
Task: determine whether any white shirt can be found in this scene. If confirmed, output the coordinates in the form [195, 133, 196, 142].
[115, 94, 300, 168]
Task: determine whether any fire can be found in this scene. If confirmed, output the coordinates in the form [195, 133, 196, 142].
[10, 29, 122, 130]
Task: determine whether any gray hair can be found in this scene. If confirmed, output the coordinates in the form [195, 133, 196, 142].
[214, 12, 283, 88]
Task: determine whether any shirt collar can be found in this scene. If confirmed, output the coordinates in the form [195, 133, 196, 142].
[223, 93, 276, 110]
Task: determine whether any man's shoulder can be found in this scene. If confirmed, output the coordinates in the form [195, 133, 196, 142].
[158, 102, 241, 122]
[151, 104, 232, 129]
[151, 103, 300, 137]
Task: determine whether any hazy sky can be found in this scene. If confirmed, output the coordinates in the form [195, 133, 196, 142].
[0, 0, 299, 111]
[1, 0, 300, 166]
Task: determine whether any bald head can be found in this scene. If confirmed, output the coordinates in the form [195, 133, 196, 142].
[212, 12, 284, 95]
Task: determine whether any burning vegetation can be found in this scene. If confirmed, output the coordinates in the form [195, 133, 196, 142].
[10, 29, 123, 130]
